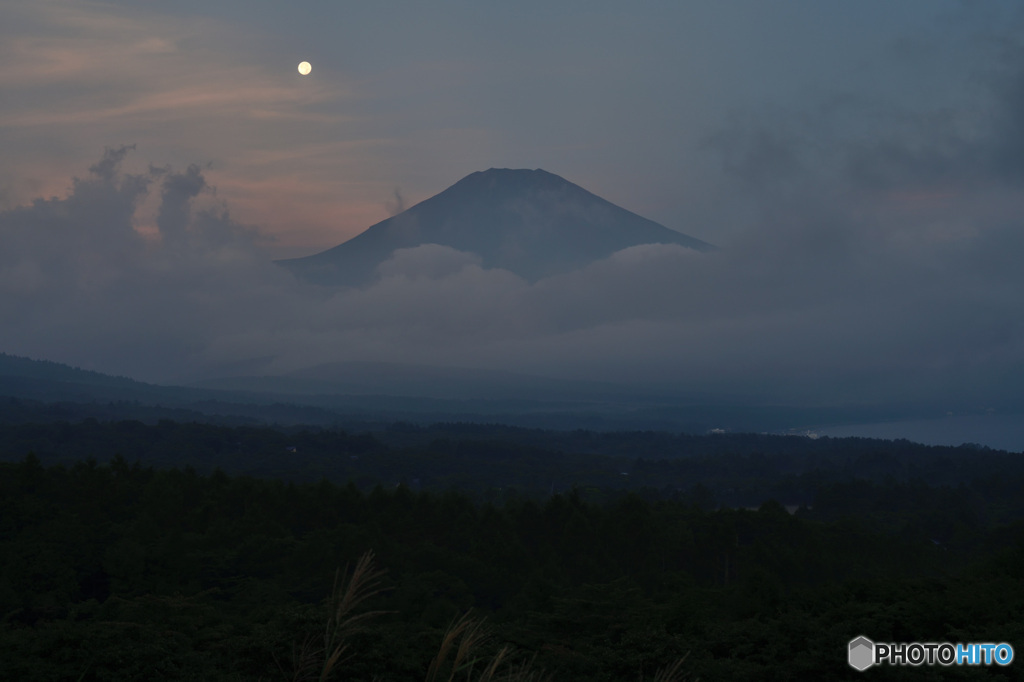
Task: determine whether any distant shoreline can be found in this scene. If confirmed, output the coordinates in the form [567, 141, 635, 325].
[817, 413, 1024, 452]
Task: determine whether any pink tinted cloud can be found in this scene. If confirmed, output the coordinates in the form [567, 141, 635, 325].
[0, 0, 377, 253]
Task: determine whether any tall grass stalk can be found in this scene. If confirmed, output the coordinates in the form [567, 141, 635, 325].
[425, 611, 550, 682]
[650, 652, 696, 682]
[285, 550, 388, 682]
[283, 551, 689, 682]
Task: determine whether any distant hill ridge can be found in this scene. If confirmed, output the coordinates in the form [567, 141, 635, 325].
[277, 168, 713, 286]
[0, 352, 952, 436]
[0, 352, 143, 387]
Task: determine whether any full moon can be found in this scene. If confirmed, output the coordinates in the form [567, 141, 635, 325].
[297, 61, 311, 75]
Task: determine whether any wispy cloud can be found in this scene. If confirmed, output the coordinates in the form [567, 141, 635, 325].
[0, 0, 370, 251]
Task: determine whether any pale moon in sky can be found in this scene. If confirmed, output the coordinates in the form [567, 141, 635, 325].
[297, 61, 312, 75]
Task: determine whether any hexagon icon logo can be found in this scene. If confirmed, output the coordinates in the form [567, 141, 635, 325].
[849, 636, 875, 671]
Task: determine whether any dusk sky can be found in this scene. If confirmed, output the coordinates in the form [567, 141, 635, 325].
[2, 0, 1023, 419]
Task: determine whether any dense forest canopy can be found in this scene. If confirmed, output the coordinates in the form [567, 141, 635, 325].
[1, 407, 1022, 680]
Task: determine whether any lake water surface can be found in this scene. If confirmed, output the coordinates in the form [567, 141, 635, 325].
[817, 413, 1024, 452]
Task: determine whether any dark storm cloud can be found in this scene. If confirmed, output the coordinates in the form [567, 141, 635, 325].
[774, 49, 1024, 194]
[703, 128, 804, 188]
[687, 35, 1024, 408]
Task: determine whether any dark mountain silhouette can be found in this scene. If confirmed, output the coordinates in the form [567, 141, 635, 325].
[0, 352, 929, 434]
[0, 352, 143, 392]
[277, 168, 714, 285]
[193, 360, 651, 402]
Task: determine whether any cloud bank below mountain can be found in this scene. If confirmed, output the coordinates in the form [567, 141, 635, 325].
[1, 139, 1022, 415]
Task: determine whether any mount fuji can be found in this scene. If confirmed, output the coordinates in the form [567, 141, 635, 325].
[277, 168, 713, 285]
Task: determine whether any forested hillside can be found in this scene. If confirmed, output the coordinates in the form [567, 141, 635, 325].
[2, 455, 1022, 680]
[2, 415, 1023, 530]
[1, 412, 1023, 679]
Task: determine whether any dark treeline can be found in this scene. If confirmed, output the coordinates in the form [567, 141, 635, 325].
[2, 454, 1023, 680]
[2, 415, 1024, 530]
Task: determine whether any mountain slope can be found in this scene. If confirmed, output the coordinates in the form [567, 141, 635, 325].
[0, 353, 145, 392]
[192, 360, 660, 402]
[277, 168, 713, 285]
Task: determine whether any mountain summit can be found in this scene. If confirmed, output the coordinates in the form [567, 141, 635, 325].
[277, 168, 713, 285]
